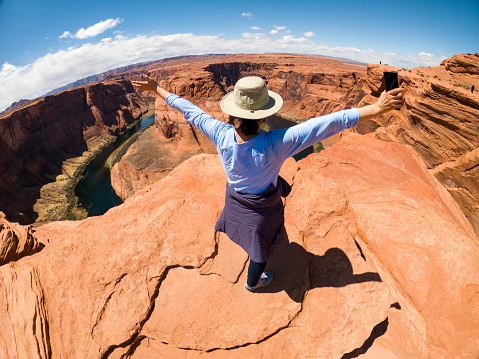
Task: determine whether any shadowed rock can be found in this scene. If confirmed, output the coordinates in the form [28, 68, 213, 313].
[0, 80, 149, 224]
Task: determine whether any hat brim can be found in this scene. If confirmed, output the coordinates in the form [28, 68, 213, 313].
[220, 90, 283, 120]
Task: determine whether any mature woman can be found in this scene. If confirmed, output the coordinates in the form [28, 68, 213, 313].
[132, 74, 404, 291]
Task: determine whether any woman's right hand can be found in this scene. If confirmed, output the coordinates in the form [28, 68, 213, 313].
[131, 74, 159, 93]
[131, 74, 171, 100]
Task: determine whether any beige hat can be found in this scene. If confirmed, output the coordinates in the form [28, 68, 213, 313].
[220, 76, 283, 120]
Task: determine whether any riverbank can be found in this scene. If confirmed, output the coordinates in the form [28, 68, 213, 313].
[32, 106, 155, 226]
[105, 119, 154, 170]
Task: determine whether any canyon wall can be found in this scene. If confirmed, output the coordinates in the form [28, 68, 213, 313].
[0, 80, 149, 224]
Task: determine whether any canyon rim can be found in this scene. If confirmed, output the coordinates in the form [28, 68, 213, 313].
[1, 53, 479, 358]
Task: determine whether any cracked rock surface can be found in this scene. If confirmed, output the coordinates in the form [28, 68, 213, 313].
[1, 135, 479, 358]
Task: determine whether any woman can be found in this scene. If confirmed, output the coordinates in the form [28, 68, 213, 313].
[132, 74, 404, 291]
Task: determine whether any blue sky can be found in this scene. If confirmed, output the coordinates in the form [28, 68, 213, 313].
[0, 0, 478, 111]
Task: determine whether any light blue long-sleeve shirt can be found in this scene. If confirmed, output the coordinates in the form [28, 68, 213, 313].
[166, 94, 359, 194]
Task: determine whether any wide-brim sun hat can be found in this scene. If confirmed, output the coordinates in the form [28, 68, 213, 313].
[220, 76, 283, 120]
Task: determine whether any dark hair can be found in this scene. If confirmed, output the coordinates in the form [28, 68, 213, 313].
[229, 116, 261, 136]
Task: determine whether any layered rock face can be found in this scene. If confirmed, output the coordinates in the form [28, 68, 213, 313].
[0, 80, 149, 224]
[111, 54, 366, 199]
[1, 135, 478, 358]
[353, 53, 479, 237]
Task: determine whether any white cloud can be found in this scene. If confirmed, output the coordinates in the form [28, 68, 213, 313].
[250, 26, 262, 30]
[270, 30, 278, 35]
[280, 35, 311, 44]
[59, 18, 123, 39]
[241, 32, 266, 39]
[275, 26, 286, 30]
[1, 62, 17, 76]
[304, 31, 316, 37]
[59, 31, 73, 39]
[241, 12, 253, 19]
[418, 52, 435, 59]
[0, 33, 448, 111]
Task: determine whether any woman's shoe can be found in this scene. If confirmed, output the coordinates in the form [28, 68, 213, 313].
[245, 272, 273, 291]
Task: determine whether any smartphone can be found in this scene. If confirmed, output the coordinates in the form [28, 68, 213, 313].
[383, 71, 400, 91]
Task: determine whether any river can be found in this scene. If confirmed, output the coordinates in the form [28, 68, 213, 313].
[75, 115, 155, 217]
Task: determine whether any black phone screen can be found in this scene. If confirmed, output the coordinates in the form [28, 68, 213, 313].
[384, 71, 399, 91]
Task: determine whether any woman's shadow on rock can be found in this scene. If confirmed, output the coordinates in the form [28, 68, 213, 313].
[257, 238, 382, 303]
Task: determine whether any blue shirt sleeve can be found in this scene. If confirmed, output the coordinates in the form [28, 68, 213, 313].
[165, 94, 229, 146]
[271, 108, 359, 160]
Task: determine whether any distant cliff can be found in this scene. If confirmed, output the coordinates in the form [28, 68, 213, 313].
[0, 80, 149, 224]
[43, 55, 231, 98]
[0, 99, 32, 116]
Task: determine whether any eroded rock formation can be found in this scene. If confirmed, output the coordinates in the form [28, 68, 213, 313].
[0, 80, 149, 224]
[1, 135, 478, 358]
[441, 53, 479, 74]
[1, 53, 479, 358]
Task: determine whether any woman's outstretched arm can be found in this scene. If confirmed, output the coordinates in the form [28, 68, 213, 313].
[358, 87, 404, 123]
[130, 74, 229, 147]
[131, 74, 171, 100]
[270, 87, 405, 160]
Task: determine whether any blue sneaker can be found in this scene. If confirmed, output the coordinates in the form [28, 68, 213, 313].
[245, 272, 273, 291]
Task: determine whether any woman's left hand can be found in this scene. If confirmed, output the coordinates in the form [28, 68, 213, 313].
[357, 87, 405, 122]
[376, 87, 405, 113]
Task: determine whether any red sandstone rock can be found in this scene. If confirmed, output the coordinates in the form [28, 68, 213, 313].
[431, 147, 479, 237]
[0, 98, 31, 116]
[2, 53, 479, 357]
[441, 53, 479, 74]
[110, 125, 208, 199]
[361, 63, 479, 169]
[1, 135, 478, 358]
[306, 134, 479, 357]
